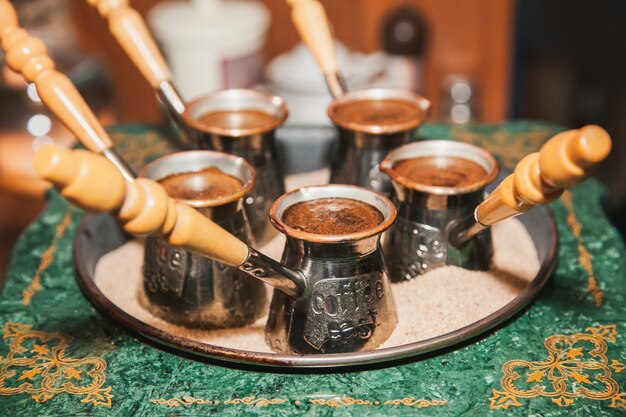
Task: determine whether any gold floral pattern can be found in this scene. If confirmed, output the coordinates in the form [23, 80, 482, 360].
[308, 396, 447, 409]
[150, 395, 285, 407]
[223, 396, 287, 406]
[309, 396, 373, 407]
[150, 396, 216, 407]
[490, 325, 624, 410]
[384, 397, 449, 408]
[0, 322, 112, 407]
[23, 207, 73, 305]
[150, 395, 447, 409]
[561, 191, 604, 306]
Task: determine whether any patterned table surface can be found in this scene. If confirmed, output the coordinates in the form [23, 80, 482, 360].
[0, 121, 625, 417]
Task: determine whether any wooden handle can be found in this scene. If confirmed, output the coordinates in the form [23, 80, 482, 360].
[538, 125, 611, 189]
[476, 125, 612, 226]
[34, 145, 250, 267]
[87, 0, 171, 88]
[0, 0, 113, 153]
[287, 0, 339, 75]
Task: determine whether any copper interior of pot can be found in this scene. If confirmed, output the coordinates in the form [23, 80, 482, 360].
[182, 89, 288, 137]
[328, 88, 431, 135]
[381, 140, 499, 195]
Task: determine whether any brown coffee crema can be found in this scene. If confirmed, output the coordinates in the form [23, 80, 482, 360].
[392, 156, 488, 188]
[282, 197, 384, 235]
[159, 167, 244, 201]
[333, 98, 424, 127]
[198, 109, 277, 131]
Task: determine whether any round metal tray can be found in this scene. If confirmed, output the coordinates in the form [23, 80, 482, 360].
[73, 207, 557, 369]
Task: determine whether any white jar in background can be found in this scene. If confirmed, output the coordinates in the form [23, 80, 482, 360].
[148, 0, 270, 101]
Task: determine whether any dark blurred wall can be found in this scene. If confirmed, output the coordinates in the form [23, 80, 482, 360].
[513, 0, 626, 234]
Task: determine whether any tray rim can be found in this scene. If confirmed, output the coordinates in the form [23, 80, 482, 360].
[73, 208, 558, 369]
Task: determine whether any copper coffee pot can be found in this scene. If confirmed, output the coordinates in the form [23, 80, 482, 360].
[83, 0, 286, 246]
[380, 127, 612, 281]
[448, 125, 612, 249]
[381, 141, 499, 279]
[138, 151, 268, 329]
[287, 0, 431, 195]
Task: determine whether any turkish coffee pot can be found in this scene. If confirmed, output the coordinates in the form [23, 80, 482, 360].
[381, 127, 612, 281]
[265, 184, 397, 353]
[83, 0, 286, 246]
[287, 0, 431, 195]
[138, 151, 268, 328]
[381, 140, 498, 279]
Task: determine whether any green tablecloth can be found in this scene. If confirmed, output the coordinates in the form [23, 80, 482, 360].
[1, 122, 625, 416]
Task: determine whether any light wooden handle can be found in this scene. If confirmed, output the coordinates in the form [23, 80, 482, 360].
[34, 145, 250, 266]
[476, 125, 611, 226]
[538, 125, 611, 189]
[287, 0, 339, 75]
[87, 0, 171, 88]
[0, 0, 113, 153]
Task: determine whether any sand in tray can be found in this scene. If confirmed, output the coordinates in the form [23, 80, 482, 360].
[93, 217, 539, 353]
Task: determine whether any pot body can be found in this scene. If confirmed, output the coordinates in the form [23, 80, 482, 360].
[266, 237, 396, 354]
[265, 184, 398, 354]
[142, 209, 266, 328]
[382, 190, 492, 281]
[327, 88, 431, 197]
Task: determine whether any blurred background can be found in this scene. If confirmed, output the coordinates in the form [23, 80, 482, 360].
[1, 0, 624, 280]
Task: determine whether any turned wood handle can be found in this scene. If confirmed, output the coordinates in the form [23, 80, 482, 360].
[33, 145, 250, 266]
[476, 125, 612, 226]
[0, 0, 113, 153]
[287, 0, 339, 75]
[86, 0, 171, 88]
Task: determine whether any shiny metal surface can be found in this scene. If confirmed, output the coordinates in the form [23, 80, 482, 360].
[141, 212, 266, 328]
[265, 185, 397, 354]
[381, 141, 499, 280]
[101, 148, 136, 182]
[139, 151, 267, 329]
[157, 80, 186, 114]
[240, 248, 306, 298]
[182, 89, 288, 246]
[156, 80, 195, 146]
[329, 130, 410, 195]
[323, 72, 348, 99]
[448, 212, 489, 248]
